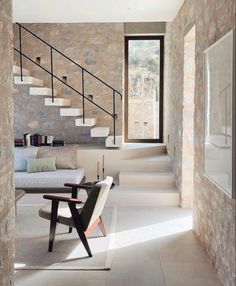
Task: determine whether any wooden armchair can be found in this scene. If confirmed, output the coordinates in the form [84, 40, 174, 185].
[39, 176, 113, 257]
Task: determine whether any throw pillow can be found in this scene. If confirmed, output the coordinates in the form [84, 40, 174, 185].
[14, 147, 39, 171]
[37, 146, 79, 169]
[27, 157, 56, 173]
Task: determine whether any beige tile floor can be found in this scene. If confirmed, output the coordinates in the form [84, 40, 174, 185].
[16, 197, 222, 286]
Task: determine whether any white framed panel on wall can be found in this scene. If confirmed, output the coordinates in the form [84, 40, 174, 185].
[203, 29, 235, 199]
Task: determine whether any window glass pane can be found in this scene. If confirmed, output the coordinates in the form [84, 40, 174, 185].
[128, 39, 161, 140]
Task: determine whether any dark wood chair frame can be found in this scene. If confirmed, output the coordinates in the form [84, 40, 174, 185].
[43, 181, 107, 257]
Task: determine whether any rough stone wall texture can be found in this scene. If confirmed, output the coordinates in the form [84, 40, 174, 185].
[164, 0, 235, 285]
[13, 23, 124, 144]
[0, 0, 15, 285]
[181, 26, 195, 208]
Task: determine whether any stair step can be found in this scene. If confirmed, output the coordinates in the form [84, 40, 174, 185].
[45, 98, 71, 106]
[13, 65, 30, 76]
[30, 87, 57, 96]
[119, 171, 176, 188]
[121, 155, 172, 172]
[91, 127, 110, 137]
[14, 76, 44, 86]
[122, 144, 167, 159]
[75, 118, 96, 127]
[105, 135, 122, 148]
[106, 186, 180, 206]
[60, 108, 83, 116]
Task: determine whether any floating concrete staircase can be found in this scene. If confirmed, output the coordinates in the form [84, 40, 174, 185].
[13, 65, 30, 76]
[13, 64, 121, 147]
[30, 87, 57, 96]
[14, 76, 44, 86]
[60, 108, 82, 116]
[105, 135, 123, 148]
[75, 118, 96, 127]
[91, 127, 110, 137]
[44, 98, 71, 106]
[118, 144, 179, 206]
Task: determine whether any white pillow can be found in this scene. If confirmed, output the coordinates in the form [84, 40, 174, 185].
[14, 147, 38, 171]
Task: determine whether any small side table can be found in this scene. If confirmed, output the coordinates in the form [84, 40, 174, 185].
[15, 189, 25, 214]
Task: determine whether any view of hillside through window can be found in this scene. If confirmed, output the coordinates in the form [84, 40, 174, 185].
[127, 39, 161, 140]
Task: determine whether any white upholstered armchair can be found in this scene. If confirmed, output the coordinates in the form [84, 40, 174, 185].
[39, 176, 113, 257]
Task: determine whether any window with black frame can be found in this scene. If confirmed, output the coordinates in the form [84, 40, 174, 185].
[125, 36, 164, 143]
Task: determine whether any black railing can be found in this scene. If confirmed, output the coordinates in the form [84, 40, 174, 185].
[14, 22, 122, 145]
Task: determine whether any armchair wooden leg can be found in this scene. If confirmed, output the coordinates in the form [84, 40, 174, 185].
[48, 200, 59, 252]
[68, 203, 93, 257]
[98, 216, 107, 236]
[69, 227, 73, 233]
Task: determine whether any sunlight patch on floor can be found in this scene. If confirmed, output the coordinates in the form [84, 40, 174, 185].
[114, 215, 192, 249]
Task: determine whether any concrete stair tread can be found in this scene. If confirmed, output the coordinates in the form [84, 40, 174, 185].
[75, 118, 96, 127]
[30, 87, 57, 96]
[105, 135, 122, 148]
[122, 143, 166, 150]
[120, 155, 172, 172]
[60, 108, 82, 116]
[119, 171, 174, 176]
[24, 188, 180, 206]
[121, 144, 167, 159]
[14, 76, 44, 86]
[45, 98, 71, 106]
[91, 127, 110, 137]
[108, 186, 179, 206]
[123, 154, 171, 162]
[114, 186, 179, 193]
[13, 65, 30, 76]
[119, 171, 176, 188]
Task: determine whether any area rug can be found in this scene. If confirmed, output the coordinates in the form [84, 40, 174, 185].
[15, 205, 116, 270]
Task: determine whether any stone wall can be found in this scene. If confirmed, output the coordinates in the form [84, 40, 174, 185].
[0, 0, 15, 285]
[164, 0, 235, 285]
[13, 23, 124, 144]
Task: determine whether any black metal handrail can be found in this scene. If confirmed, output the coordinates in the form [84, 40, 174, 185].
[14, 22, 122, 145]
[13, 49, 114, 117]
[15, 23, 122, 99]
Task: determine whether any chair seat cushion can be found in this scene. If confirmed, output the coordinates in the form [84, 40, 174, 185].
[15, 168, 84, 189]
[39, 202, 84, 227]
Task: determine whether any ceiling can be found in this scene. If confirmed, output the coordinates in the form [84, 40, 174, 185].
[13, 0, 185, 23]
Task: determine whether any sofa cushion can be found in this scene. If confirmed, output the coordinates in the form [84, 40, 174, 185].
[15, 168, 85, 189]
[14, 147, 38, 171]
[27, 157, 56, 173]
[37, 147, 79, 169]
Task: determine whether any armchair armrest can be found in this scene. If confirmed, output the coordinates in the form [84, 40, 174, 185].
[64, 181, 98, 189]
[43, 195, 83, 204]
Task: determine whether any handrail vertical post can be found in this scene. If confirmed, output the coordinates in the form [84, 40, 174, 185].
[113, 90, 116, 145]
[50, 47, 54, 102]
[82, 69, 85, 124]
[19, 25, 23, 81]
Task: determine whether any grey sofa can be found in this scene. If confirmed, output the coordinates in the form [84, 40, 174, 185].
[14, 146, 85, 190]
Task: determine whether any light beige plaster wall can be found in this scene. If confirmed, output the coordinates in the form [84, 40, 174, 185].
[164, 0, 235, 285]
